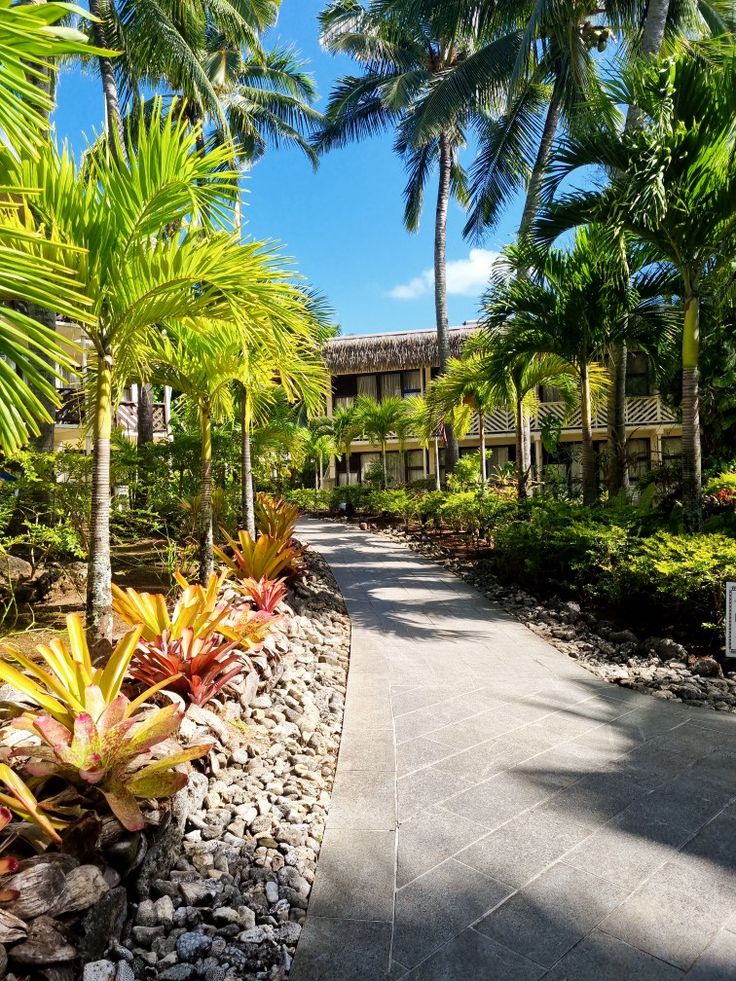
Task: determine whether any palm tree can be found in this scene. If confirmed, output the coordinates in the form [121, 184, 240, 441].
[0, 0, 103, 454]
[16, 106, 300, 641]
[354, 394, 409, 488]
[329, 404, 360, 485]
[428, 354, 496, 489]
[484, 230, 672, 504]
[540, 49, 736, 523]
[316, 0, 499, 471]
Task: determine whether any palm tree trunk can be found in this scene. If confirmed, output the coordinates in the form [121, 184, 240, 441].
[86, 350, 114, 645]
[137, 384, 155, 448]
[517, 75, 564, 241]
[580, 361, 597, 506]
[314, 458, 319, 490]
[434, 438, 441, 490]
[87, 0, 127, 161]
[607, 0, 671, 494]
[515, 396, 527, 500]
[30, 304, 57, 453]
[199, 405, 214, 583]
[478, 408, 487, 490]
[682, 290, 702, 527]
[606, 343, 628, 497]
[382, 442, 388, 489]
[240, 387, 256, 537]
[435, 131, 458, 473]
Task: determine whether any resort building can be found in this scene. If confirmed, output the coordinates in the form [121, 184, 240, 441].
[322, 325, 682, 489]
[52, 320, 170, 449]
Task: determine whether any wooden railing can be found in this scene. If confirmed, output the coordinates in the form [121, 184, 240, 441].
[55, 388, 167, 434]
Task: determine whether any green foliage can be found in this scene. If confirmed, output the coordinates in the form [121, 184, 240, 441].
[447, 452, 483, 492]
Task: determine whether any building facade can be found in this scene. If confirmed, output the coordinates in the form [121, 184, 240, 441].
[322, 326, 682, 489]
[53, 320, 170, 449]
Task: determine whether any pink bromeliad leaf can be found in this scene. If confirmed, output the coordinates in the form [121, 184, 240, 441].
[101, 785, 145, 833]
[33, 716, 74, 762]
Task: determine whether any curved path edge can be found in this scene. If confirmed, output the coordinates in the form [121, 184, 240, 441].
[290, 519, 736, 981]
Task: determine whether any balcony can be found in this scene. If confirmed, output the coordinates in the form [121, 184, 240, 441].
[465, 395, 677, 438]
[55, 388, 167, 434]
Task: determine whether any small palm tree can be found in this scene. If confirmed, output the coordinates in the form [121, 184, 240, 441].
[540, 49, 736, 522]
[354, 395, 409, 488]
[329, 405, 361, 484]
[16, 106, 300, 641]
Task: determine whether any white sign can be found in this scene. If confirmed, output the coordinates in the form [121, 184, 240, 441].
[727, 582, 736, 657]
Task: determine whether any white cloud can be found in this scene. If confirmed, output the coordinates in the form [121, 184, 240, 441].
[388, 248, 500, 301]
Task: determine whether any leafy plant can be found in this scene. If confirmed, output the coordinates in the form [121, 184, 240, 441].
[0, 806, 20, 899]
[14, 695, 211, 832]
[215, 530, 304, 582]
[0, 763, 61, 844]
[254, 493, 300, 541]
[235, 577, 287, 614]
[112, 572, 231, 643]
[130, 629, 249, 707]
[0, 614, 148, 728]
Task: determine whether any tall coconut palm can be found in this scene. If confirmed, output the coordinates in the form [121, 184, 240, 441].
[316, 0, 507, 471]
[484, 229, 673, 504]
[15, 106, 301, 641]
[539, 49, 736, 523]
[354, 394, 409, 488]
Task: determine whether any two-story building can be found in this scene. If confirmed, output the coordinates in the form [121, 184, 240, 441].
[53, 320, 170, 449]
[322, 325, 682, 489]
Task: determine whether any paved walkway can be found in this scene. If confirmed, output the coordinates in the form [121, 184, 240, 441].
[290, 520, 736, 981]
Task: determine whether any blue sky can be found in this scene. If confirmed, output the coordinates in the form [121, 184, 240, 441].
[52, 0, 525, 336]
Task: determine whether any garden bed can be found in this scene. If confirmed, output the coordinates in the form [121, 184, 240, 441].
[1, 548, 350, 981]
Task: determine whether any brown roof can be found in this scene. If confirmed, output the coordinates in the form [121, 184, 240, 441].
[324, 326, 476, 375]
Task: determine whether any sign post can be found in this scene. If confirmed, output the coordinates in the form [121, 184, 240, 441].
[727, 582, 736, 657]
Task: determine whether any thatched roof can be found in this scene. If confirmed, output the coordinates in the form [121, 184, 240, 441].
[324, 325, 477, 375]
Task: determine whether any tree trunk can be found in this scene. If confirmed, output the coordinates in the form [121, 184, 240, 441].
[435, 131, 458, 472]
[580, 361, 597, 506]
[314, 458, 319, 490]
[199, 406, 214, 583]
[87, 0, 127, 161]
[682, 291, 702, 527]
[478, 408, 487, 490]
[240, 388, 255, 537]
[517, 75, 564, 242]
[29, 304, 57, 453]
[608, 0, 671, 494]
[606, 342, 629, 497]
[137, 384, 155, 448]
[515, 396, 527, 500]
[434, 438, 441, 490]
[382, 442, 388, 489]
[86, 350, 114, 645]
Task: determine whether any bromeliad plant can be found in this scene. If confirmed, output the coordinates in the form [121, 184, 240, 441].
[0, 614, 210, 832]
[254, 494, 300, 542]
[112, 572, 232, 643]
[215, 529, 304, 583]
[234, 577, 287, 614]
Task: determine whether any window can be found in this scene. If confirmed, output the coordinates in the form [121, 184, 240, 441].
[333, 375, 357, 409]
[541, 385, 564, 403]
[380, 372, 402, 399]
[401, 370, 422, 398]
[626, 351, 650, 396]
[406, 449, 424, 484]
[626, 437, 651, 479]
[356, 374, 378, 400]
[662, 437, 682, 461]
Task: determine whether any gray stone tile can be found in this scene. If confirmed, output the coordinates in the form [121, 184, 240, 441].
[402, 927, 545, 980]
[475, 863, 630, 968]
[432, 730, 558, 782]
[542, 771, 646, 829]
[620, 773, 732, 833]
[601, 861, 736, 969]
[393, 859, 512, 970]
[329, 768, 395, 831]
[339, 726, 395, 770]
[442, 770, 572, 830]
[396, 735, 455, 776]
[398, 805, 488, 888]
[564, 811, 691, 892]
[670, 809, 736, 888]
[456, 806, 592, 888]
[344, 692, 394, 729]
[309, 829, 395, 920]
[542, 930, 683, 980]
[290, 916, 391, 981]
[429, 709, 527, 750]
[397, 766, 472, 823]
[686, 927, 736, 979]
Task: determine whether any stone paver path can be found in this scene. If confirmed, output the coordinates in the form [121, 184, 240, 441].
[290, 520, 736, 981]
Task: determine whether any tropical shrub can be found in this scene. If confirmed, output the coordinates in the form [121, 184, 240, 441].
[254, 494, 300, 540]
[365, 489, 421, 525]
[447, 452, 484, 492]
[235, 577, 287, 614]
[129, 629, 250, 708]
[113, 572, 231, 643]
[285, 488, 331, 513]
[215, 530, 304, 581]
